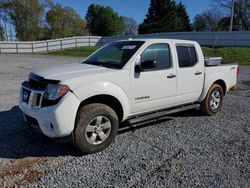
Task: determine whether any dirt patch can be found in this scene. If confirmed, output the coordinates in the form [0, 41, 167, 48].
[0, 157, 47, 187]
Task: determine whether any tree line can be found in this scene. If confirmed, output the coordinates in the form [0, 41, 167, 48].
[0, 0, 250, 41]
[193, 0, 250, 31]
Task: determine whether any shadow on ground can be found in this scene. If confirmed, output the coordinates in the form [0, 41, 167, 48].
[0, 105, 205, 159]
[0, 106, 83, 159]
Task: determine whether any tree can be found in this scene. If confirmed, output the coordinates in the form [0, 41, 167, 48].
[175, 2, 192, 31]
[7, 0, 44, 41]
[193, 15, 207, 31]
[138, 0, 191, 34]
[123, 17, 138, 35]
[46, 4, 88, 39]
[0, 1, 16, 40]
[0, 24, 5, 40]
[217, 16, 231, 31]
[214, 0, 250, 31]
[193, 10, 222, 31]
[86, 4, 125, 36]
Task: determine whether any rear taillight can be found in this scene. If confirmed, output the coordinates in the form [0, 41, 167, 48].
[237, 66, 240, 75]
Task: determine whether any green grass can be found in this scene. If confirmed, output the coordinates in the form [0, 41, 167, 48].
[202, 47, 250, 65]
[48, 46, 100, 57]
[48, 46, 250, 65]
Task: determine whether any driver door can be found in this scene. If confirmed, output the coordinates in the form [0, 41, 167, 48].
[130, 43, 177, 114]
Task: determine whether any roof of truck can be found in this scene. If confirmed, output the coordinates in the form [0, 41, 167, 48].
[119, 38, 198, 44]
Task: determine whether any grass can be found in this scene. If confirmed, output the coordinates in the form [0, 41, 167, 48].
[202, 47, 250, 65]
[48, 46, 100, 57]
[48, 46, 250, 65]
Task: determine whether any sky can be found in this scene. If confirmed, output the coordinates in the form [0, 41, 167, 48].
[53, 0, 213, 23]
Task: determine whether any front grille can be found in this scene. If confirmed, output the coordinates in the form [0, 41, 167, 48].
[22, 88, 31, 103]
[29, 78, 47, 90]
[21, 81, 45, 109]
[21, 73, 61, 108]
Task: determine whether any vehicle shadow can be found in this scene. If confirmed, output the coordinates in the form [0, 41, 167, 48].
[0, 105, 205, 159]
[118, 108, 205, 134]
[0, 106, 82, 159]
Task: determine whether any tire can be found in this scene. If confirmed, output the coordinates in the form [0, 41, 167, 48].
[74, 103, 119, 154]
[201, 84, 224, 116]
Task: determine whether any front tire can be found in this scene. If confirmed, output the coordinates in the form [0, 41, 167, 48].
[74, 103, 119, 154]
[201, 84, 224, 116]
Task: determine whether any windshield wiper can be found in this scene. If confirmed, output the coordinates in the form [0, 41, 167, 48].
[84, 61, 101, 65]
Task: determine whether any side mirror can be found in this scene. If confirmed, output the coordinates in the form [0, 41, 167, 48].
[135, 60, 156, 72]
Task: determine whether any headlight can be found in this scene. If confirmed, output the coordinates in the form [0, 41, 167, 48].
[44, 84, 69, 100]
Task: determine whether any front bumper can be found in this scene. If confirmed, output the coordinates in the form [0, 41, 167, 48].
[19, 88, 80, 138]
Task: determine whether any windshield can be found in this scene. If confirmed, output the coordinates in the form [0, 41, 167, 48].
[83, 41, 144, 69]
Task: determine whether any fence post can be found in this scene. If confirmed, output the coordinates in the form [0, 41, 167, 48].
[60, 40, 63, 51]
[75, 37, 77, 48]
[16, 43, 18, 54]
[31, 43, 33, 53]
[46, 41, 49, 52]
[89, 36, 91, 46]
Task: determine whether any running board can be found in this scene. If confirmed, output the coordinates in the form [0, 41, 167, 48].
[127, 103, 200, 125]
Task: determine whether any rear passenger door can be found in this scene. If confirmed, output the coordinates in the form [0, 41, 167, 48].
[175, 44, 204, 104]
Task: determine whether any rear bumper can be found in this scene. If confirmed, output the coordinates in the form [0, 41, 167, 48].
[19, 91, 80, 138]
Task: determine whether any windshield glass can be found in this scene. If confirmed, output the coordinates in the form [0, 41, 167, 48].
[83, 41, 144, 69]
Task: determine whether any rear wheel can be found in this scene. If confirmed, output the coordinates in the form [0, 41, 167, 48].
[74, 103, 119, 154]
[201, 84, 224, 116]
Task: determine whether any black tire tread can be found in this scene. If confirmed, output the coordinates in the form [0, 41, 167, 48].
[201, 84, 224, 116]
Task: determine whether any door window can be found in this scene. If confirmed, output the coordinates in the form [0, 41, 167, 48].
[176, 45, 198, 68]
[141, 43, 171, 70]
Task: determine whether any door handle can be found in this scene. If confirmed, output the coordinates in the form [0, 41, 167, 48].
[195, 71, 202, 75]
[167, 74, 176, 79]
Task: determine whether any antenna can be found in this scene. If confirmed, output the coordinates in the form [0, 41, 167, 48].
[212, 34, 220, 49]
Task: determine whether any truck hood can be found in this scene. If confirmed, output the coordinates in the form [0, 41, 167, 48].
[33, 63, 115, 81]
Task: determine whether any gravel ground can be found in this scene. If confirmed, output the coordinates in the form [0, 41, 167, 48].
[0, 54, 249, 188]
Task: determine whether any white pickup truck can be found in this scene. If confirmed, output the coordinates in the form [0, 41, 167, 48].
[19, 39, 239, 153]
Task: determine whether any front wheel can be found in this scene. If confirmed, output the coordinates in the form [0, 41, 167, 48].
[201, 84, 224, 116]
[74, 103, 119, 154]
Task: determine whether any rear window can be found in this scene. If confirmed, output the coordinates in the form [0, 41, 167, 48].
[176, 46, 198, 68]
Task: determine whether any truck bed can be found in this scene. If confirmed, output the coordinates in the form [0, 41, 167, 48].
[205, 63, 238, 93]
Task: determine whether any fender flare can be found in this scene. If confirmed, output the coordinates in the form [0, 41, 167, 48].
[198, 72, 228, 102]
[73, 81, 130, 121]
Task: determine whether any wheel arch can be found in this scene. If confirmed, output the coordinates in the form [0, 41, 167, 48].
[213, 79, 227, 95]
[199, 78, 227, 102]
[77, 94, 124, 123]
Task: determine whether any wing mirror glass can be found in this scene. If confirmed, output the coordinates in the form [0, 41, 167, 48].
[135, 60, 156, 72]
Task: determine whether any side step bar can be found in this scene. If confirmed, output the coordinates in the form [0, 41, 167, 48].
[127, 103, 200, 125]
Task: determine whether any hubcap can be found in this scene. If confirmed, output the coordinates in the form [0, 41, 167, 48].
[85, 116, 111, 145]
[209, 90, 221, 110]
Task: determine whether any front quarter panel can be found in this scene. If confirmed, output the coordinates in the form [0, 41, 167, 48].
[73, 81, 130, 121]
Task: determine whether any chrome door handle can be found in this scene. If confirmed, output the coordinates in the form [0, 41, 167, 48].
[195, 71, 202, 75]
[167, 74, 176, 79]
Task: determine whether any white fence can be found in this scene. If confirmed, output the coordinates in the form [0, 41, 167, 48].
[1, 32, 250, 54]
[0, 36, 101, 54]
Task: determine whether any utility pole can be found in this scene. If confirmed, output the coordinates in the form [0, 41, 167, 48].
[229, 0, 235, 31]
